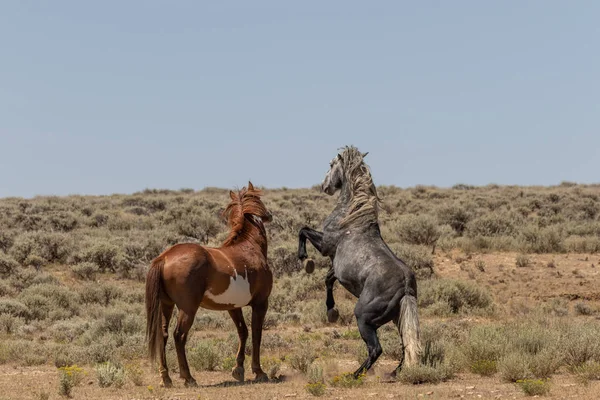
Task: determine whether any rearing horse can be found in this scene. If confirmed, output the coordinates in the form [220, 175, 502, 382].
[298, 146, 421, 378]
[146, 182, 273, 387]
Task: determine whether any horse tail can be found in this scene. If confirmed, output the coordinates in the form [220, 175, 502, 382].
[146, 257, 165, 363]
[398, 294, 421, 366]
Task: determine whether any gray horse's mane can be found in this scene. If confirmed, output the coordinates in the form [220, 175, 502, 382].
[339, 146, 381, 227]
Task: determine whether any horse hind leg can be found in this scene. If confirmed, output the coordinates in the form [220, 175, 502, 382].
[173, 309, 197, 387]
[352, 296, 385, 378]
[228, 308, 248, 382]
[353, 315, 383, 378]
[159, 302, 175, 387]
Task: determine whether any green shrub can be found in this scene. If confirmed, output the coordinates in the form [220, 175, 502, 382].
[176, 212, 220, 243]
[19, 283, 80, 321]
[305, 382, 326, 396]
[48, 212, 79, 232]
[437, 204, 472, 235]
[498, 352, 531, 382]
[396, 364, 453, 384]
[78, 242, 123, 272]
[392, 244, 435, 278]
[466, 213, 519, 237]
[573, 361, 600, 384]
[516, 378, 550, 396]
[288, 346, 318, 374]
[188, 341, 221, 371]
[70, 262, 99, 280]
[419, 279, 493, 315]
[58, 365, 85, 397]
[520, 226, 564, 253]
[470, 359, 497, 376]
[515, 254, 531, 268]
[529, 349, 563, 379]
[0, 299, 31, 320]
[330, 372, 364, 388]
[125, 362, 144, 386]
[462, 325, 506, 364]
[0, 314, 25, 334]
[95, 361, 125, 388]
[221, 356, 236, 371]
[79, 283, 123, 306]
[395, 215, 440, 246]
[0, 252, 20, 277]
[563, 324, 600, 368]
[0, 231, 15, 252]
[574, 302, 594, 316]
[10, 232, 72, 265]
[307, 362, 324, 384]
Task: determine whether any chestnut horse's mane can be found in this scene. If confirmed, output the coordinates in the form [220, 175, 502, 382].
[221, 184, 268, 246]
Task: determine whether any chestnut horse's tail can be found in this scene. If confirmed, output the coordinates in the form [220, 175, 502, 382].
[146, 257, 165, 363]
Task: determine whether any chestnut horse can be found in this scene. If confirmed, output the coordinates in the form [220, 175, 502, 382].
[146, 182, 273, 387]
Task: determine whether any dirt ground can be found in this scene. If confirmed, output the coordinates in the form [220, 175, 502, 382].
[2, 362, 599, 400]
[2, 252, 600, 400]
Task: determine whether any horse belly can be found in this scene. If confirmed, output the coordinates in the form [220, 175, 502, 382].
[202, 272, 252, 309]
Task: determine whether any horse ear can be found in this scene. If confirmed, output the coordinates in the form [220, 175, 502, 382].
[229, 190, 236, 200]
[248, 181, 254, 191]
[362, 152, 369, 158]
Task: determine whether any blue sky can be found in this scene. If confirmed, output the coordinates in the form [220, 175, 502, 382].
[1, 1, 599, 197]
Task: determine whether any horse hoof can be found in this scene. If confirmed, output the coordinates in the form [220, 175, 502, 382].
[232, 366, 245, 382]
[304, 258, 315, 274]
[254, 372, 269, 383]
[327, 308, 339, 323]
[184, 378, 198, 388]
[160, 378, 173, 388]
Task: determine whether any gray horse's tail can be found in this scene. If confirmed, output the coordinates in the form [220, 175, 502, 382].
[398, 294, 421, 366]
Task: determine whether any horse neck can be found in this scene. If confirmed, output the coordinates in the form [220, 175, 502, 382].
[324, 180, 353, 229]
[328, 179, 379, 233]
[230, 222, 268, 257]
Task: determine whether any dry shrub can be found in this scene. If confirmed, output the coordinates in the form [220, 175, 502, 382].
[0, 252, 20, 277]
[288, 345, 318, 374]
[394, 214, 440, 246]
[419, 279, 493, 315]
[392, 244, 435, 278]
[188, 341, 222, 371]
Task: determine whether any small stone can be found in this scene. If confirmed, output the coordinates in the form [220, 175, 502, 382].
[466, 386, 475, 390]
[426, 392, 433, 395]
[284, 394, 298, 398]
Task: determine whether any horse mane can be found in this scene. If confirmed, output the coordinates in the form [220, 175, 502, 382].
[221, 184, 269, 246]
[339, 146, 381, 228]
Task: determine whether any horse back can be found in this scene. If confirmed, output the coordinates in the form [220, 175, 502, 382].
[157, 242, 272, 312]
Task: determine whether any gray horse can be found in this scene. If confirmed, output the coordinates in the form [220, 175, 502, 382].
[297, 146, 421, 378]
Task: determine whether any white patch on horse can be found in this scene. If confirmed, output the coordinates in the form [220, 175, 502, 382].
[205, 268, 251, 308]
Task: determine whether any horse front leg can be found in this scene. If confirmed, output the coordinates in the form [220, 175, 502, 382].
[325, 267, 339, 323]
[251, 300, 269, 382]
[297, 227, 324, 273]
